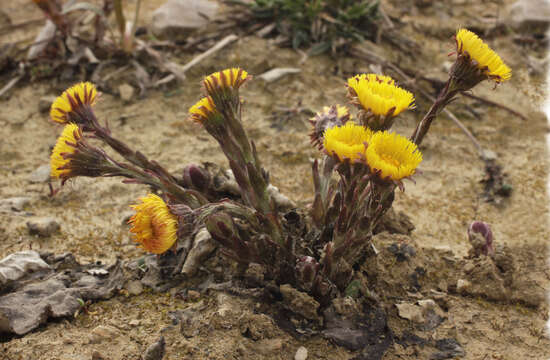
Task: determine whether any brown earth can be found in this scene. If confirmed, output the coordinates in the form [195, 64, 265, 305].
[0, 0, 549, 359]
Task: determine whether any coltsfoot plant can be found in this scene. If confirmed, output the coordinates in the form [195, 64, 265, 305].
[47, 29, 510, 304]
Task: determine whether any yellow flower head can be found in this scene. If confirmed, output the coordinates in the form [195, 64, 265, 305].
[50, 82, 98, 124]
[50, 123, 81, 179]
[189, 96, 217, 124]
[323, 122, 373, 162]
[347, 74, 415, 117]
[365, 131, 422, 181]
[204, 68, 249, 91]
[455, 28, 511, 82]
[129, 194, 178, 254]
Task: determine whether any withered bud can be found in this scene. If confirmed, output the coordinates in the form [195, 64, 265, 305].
[182, 164, 211, 192]
[309, 105, 351, 150]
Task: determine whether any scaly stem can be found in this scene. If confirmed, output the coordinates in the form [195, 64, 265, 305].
[411, 78, 459, 146]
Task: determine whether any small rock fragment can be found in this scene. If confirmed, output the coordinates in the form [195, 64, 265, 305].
[118, 84, 135, 102]
[90, 325, 120, 344]
[0, 251, 50, 286]
[295, 346, 308, 360]
[125, 280, 144, 296]
[143, 336, 166, 360]
[28, 164, 51, 183]
[0, 197, 31, 212]
[456, 279, 471, 294]
[395, 302, 424, 323]
[27, 217, 60, 237]
[129, 319, 140, 327]
[258, 68, 301, 83]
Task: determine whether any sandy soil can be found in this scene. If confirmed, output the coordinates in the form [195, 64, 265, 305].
[0, 0, 549, 359]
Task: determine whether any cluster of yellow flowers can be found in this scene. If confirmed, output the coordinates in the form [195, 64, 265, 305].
[46, 28, 511, 256]
[323, 121, 422, 181]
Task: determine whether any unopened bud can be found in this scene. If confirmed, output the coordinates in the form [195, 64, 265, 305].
[468, 221, 494, 256]
[182, 164, 211, 192]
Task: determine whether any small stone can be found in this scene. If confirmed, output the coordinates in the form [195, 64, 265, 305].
[28, 164, 51, 183]
[187, 290, 200, 301]
[258, 68, 301, 83]
[396, 302, 424, 323]
[417, 299, 437, 311]
[118, 84, 134, 102]
[294, 346, 308, 360]
[0, 250, 51, 285]
[507, 0, 550, 28]
[38, 96, 56, 113]
[27, 217, 60, 237]
[90, 325, 120, 344]
[152, 0, 218, 39]
[0, 197, 31, 212]
[143, 336, 166, 360]
[129, 319, 140, 327]
[125, 280, 143, 296]
[456, 279, 471, 294]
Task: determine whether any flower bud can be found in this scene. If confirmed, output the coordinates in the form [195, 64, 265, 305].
[182, 164, 211, 192]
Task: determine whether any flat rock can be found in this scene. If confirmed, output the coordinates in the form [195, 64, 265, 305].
[28, 164, 51, 183]
[0, 260, 123, 335]
[0, 251, 50, 287]
[27, 217, 60, 237]
[152, 0, 218, 39]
